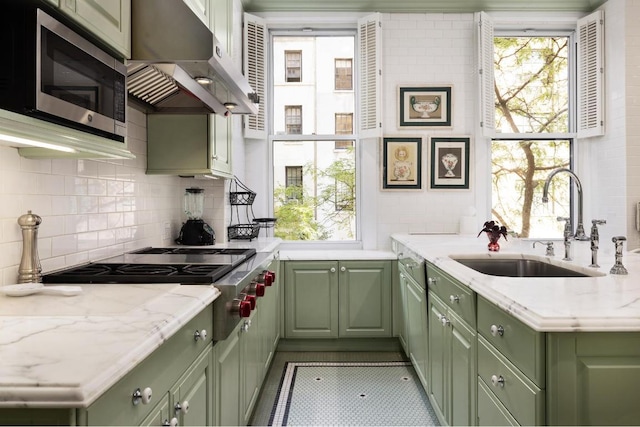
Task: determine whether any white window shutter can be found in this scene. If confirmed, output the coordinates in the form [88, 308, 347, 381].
[243, 13, 267, 139]
[358, 13, 382, 139]
[577, 10, 604, 138]
[477, 11, 495, 137]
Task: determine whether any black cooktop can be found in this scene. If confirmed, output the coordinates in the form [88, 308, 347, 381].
[42, 247, 256, 284]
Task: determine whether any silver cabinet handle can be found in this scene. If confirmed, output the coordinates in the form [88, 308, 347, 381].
[490, 324, 505, 337]
[194, 329, 208, 341]
[241, 320, 251, 332]
[132, 387, 153, 405]
[162, 419, 170, 427]
[175, 400, 189, 415]
[440, 315, 450, 327]
[449, 295, 460, 304]
[491, 374, 505, 387]
[341, 266, 346, 272]
[427, 277, 437, 285]
[330, 267, 336, 273]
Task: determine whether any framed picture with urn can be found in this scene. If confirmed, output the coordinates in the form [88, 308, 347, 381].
[429, 136, 470, 189]
[398, 85, 452, 128]
[382, 136, 423, 190]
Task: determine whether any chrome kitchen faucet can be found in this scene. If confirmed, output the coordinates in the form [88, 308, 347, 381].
[542, 168, 589, 241]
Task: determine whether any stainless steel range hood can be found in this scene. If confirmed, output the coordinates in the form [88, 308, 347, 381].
[127, 0, 259, 115]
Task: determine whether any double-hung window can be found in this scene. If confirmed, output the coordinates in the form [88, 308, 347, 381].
[480, 11, 603, 238]
[272, 31, 357, 241]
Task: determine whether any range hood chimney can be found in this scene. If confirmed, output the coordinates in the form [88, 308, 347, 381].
[127, 0, 259, 115]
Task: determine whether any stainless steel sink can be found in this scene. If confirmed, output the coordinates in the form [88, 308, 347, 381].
[451, 257, 598, 278]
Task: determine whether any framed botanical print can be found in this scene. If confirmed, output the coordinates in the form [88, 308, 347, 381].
[382, 136, 422, 190]
[429, 136, 470, 189]
[398, 85, 452, 128]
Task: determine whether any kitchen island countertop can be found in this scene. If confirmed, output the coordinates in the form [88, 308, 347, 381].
[0, 283, 220, 408]
[392, 233, 640, 332]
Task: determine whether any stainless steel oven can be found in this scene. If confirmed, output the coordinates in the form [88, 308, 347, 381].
[1, 3, 127, 141]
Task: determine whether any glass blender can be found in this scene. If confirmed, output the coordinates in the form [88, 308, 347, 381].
[176, 188, 215, 245]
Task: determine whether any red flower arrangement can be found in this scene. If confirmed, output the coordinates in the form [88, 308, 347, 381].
[478, 220, 508, 252]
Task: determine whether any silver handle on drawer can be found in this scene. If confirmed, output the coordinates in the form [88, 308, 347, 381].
[427, 277, 437, 285]
[162, 419, 171, 427]
[449, 295, 460, 304]
[132, 387, 153, 405]
[175, 400, 189, 415]
[440, 315, 450, 327]
[330, 267, 336, 273]
[491, 374, 505, 387]
[194, 329, 208, 342]
[341, 266, 346, 272]
[490, 324, 505, 337]
[241, 320, 252, 332]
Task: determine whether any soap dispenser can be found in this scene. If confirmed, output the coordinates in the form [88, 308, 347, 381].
[17, 210, 42, 283]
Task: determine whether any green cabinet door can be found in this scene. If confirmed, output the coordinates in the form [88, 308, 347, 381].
[213, 325, 241, 426]
[547, 332, 640, 426]
[241, 311, 262, 425]
[171, 346, 213, 426]
[339, 261, 392, 337]
[284, 261, 339, 338]
[139, 393, 170, 427]
[397, 267, 409, 353]
[406, 273, 429, 390]
[59, 0, 131, 58]
[147, 114, 232, 178]
[428, 291, 476, 426]
[261, 258, 281, 373]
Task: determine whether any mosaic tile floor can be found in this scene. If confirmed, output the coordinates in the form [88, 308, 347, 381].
[264, 359, 439, 426]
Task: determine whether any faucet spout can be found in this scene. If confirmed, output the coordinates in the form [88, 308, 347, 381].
[542, 168, 588, 241]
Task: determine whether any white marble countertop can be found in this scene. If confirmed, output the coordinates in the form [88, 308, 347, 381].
[0, 283, 220, 408]
[280, 249, 396, 261]
[392, 233, 640, 332]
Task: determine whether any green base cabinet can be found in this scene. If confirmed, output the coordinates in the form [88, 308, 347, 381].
[547, 332, 640, 426]
[399, 263, 429, 390]
[284, 260, 392, 339]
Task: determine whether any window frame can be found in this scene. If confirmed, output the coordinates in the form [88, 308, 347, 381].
[268, 28, 361, 245]
[489, 28, 579, 238]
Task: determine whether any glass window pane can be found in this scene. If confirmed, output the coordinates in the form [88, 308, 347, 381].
[494, 37, 569, 134]
[491, 139, 570, 238]
[273, 140, 356, 240]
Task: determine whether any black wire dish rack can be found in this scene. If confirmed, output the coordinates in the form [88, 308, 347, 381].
[228, 176, 277, 241]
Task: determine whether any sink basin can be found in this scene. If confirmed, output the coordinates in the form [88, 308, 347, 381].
[451, 257, 599, 278]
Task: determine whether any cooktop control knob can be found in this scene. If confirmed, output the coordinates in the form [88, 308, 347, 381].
[244, 294, 257, 310]
[230, 298, 252, 318]
[245, 281, 265, 297]
[260, 270, 275, 286]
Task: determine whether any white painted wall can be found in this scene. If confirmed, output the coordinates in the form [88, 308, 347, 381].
[0, 107, 226, 285]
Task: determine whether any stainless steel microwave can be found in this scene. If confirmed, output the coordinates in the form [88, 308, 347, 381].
[0, 4, 127, 142]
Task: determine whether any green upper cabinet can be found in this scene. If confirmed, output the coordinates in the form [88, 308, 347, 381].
[183, 0, 210, 26]
[146, 114, 233, 178]
[59, 0, 131, 58]
[284, 260, 392, 339]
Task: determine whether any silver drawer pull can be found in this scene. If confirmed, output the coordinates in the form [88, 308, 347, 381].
[132, 387, 153, 405]
[491, 374, 505, 387]
[449, 295, 460, 304]
[440, 315, 450, 327]
[427, 277, 437, 285]
[490, 324, 505, 337]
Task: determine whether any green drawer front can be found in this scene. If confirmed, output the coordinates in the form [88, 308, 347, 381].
[477, 378, 519, 426]
[478, 336, 544, 426]
[88, 305, 214, 426]
[477, 296, 545, 387]
[398, 258, 425, 288]
[426, 263, 475, 327]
